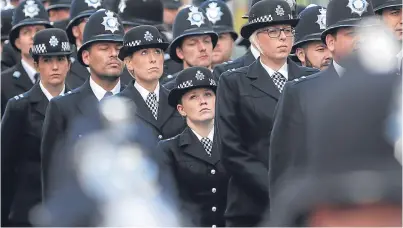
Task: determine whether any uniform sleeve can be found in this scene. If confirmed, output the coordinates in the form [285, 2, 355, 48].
[41, 99, 65, 201]
[269, 82, 304, 196]
[215, 74, 269, 200]
[1, 98, 26, 224]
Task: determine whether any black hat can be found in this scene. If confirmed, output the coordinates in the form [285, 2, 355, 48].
[118, 25, 169, 60]
[321, 0, 375, 43]
[118, 0, 163, 27]
[161, 0, 181, 9]
[30, 28, 72, 57]
[66, 0, 102, 45]
[371, 0, 402, 13]
[192, 0, 228, 7]
[242, 0, 296, 19]
[1, 9, 14, 41]
[46, 0, 70, 11]
[168, 66, 217, 107]
[51, 18, 69, 29]
[240, 0, 299, 39]
[200, 0, 238, 41]
[168, 5, 218, 63]
[77, 9, 124, 66]
[9, 0, 52, 51]
[242, 0, 262, 19]
[293, 6, 327, 51]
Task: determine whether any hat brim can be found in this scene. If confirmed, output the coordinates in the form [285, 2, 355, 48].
[47, 4, 71, 11]
[374, 1, 402, 12]
[320, 18, 377, 44]
[30, 50, 73, 57]
[122, 18, 161, 27]
[66, 11, 96, 44]
[240, 19, 299, 39]
[9, 20, 53, 52]
[168, 30, 218, 63]
[168, 85, 217, 107]
[236, 37, 251, 47]
[292, 32, 323, 53]
[77, 34, 124, 66]
[118, 42, 170, 61]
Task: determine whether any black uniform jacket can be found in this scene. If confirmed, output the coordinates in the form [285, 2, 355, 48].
[41, 79, 124, 199]
[212, 49, 256, 81]
[269, 64, 339, 198]
[1, 83, 69, 225]
[1, 41, 20, 71]
[156, 127, 228, 227]
[116, 80, 186, 142]
[66, 54, 90, 90]
[1, 60, 34, 115]
[215, 58, 318, 225]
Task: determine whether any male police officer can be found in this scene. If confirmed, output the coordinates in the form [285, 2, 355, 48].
[1, 0, 52, 115]
[269, 0, 376, 204]
[65, 0, 101, 89]
[215, 0, 317, 226]
[46, 0, 70, 22]
[293, 6, 332, 70]
[372, 0, 402, 42]
[200, 0, 238, 67]
[41, 9, 125, 200]
[1, 28, 71, 227]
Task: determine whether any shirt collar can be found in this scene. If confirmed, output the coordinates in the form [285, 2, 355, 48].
[134, 81, 160, 102]
[191, 126, 215, 142]
[250, 45, 260, 60]
[89, 76, 121, 101]
[21, 59, 37, 84]
[260, 59, 288, 80]
[39, 81, 65, 101]
[333, 60, 345, 77]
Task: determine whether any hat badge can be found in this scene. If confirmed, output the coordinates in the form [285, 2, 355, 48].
[347, 0, 369, 16]
[49, 36, 59, 47]
[118, 0, 126, 13]
[23, 0, 39, 18]
[316, 8, 326, 30]
[144, 31, 153, 42]
[187, 6, 205, 27]
[195, 70, 205, 80]
[102, 11, 120, 33]
[206, 2, 223, 24]
[275, 5, 285, 16]
[85, 0, 101, 8]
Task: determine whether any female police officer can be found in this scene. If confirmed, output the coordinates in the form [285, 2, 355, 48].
[156, 66, 228, 227]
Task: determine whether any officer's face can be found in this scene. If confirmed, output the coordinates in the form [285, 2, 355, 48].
[255, 24, 294, 61]
[48, 8, 70, 22]
[326, 27, 358, 64]
[72, 17, 88, 46]
[15, 25, 46, 56]
[381, 7, 402, 41]
[164, 8, 178, 25]
[295, 41, 332, 70]
[177, 88, 216, 124]
[212, 33, 234, 66]
[35, 55, 70, 86]
[83, 42, 124, 79]
[125, 48, 164, 83]
[176, 35, 213, 69]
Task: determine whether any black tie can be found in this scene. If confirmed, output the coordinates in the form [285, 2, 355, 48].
[101, 91, 113, 101]
[34, 74, 39, 84]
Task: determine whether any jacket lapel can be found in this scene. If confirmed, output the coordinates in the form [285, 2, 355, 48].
[76, 80, 100, 118]
[28, 83, 48, 117]
[248, 60, 281, 100]
[69, 60, 90, 81]
[287, 58, 305, 81]
[13, 61, 34, 91]
[180, 128, 220, 165]
[157, 86, 175, 128]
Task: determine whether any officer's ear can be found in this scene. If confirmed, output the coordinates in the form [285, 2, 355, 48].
[325, 32, 337, 53]
[34, 57, 40, 71]
[82, 49, 91, 66]
[295, 47, 306, 65]
[177, 102, 187, 117]
[176, 46, 185, 61]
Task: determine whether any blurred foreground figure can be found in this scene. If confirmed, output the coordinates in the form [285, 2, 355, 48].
[267, 25, 402, 227]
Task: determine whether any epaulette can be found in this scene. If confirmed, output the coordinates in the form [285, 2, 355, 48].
[61, 91, 73, 97]
[291, 74, 321, 85]
[13, 71, 21, 79]
[222, 60, 234, 65]
[13, 93, 25, 100]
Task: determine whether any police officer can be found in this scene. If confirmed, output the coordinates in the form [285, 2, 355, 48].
[65, 0, 101, 89]
[1, 28, 71, 227]
[372, 0, 402, 42]
[47, 0, 70, 22]
[1, 8, 21, 71]
[200, 0, 238, 67]
[160, 5, 218, 88]
[215, 0, 317, 226]
[269, 0, 376, 205]
[293, 6, 332, 70]
[116, 25, 186, 142]
[156, 66, 228, 227]
[1, 0, 52, 115]
[161, 0, 182, 41]
[41, 9, 125, 199]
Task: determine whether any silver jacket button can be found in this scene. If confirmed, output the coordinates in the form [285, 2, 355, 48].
[212, 188, 216, 193]
[212, 206, 217, 212]
[158, 135, 163, 139]
[211, 169, 216, 175]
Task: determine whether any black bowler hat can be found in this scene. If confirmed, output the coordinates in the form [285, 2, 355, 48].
[293, 6, 327, 51]
[30, 28, 72, 57]
[118, 0, 163, 27]
[192, 0, 228, 7]
[168, 5, 218, 63]
[321, 0, 375, 43]
[240, 0, 299, 39]
[161, 0, 181, 9]
[9, 0, 52, 51]
[242, 0, 297, 19]
[77, 9, 124, 66]
[118, 25, 169, 60]
[66, 0, 102, 44]
[200, 0, 238, 41]
[1, 9, 14, 41]
[371, 0, 402, 13]
[168, 66, 217, 107]
[46, 0, 70, 11]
